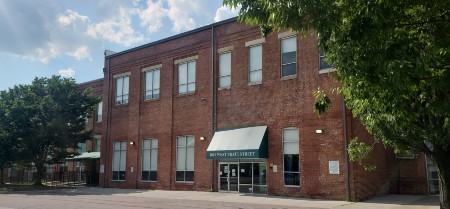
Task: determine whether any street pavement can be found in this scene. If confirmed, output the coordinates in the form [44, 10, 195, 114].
[0, 187, 439, 209]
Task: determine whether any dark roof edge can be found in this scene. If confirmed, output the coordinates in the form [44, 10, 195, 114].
[105, 17, 239, 59]
[78, 78, 104, 86]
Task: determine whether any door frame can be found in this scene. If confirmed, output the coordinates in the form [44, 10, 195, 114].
[218, 162, 239, 192]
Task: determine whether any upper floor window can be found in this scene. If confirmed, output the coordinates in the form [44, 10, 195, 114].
[176, 136, 194, 182]
[142, 138, 158, 181]
[249, 45, 262, 83]
[115, 76, 129, 105]
[95, 136, 101, 152]
[77, 142, 87, 154]
[178, 61, 196, 94]
[97, 101, 102, 122]
[219, 52, 231, 88]
[281, 37, 297, 77]
[319, 51, 334, 70]
[144, 68, 160, 100]
[283, 128, 300, 186]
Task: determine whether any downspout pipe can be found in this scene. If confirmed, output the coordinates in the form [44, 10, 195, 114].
[103, 52, 112, 188]
[210, 25, 215, 191]
[342, 94, 350, 200]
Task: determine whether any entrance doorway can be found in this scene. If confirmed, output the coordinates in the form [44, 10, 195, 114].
[219, 163, 238, 192]
[218, 160, 267, 194]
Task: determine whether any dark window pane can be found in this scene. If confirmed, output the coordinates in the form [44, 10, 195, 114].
[284, 154, 299, 172]
[282, 64, 296, 77]
[119, 171, 126, 180]
[185, 171, 194, 181]
[142, 171, 149, 181]
[284, 172, 300, 185]
[176, 171, 185, 181]
[150, 171, 157, 181]
[112, 171, 119, 180]
[253, 163, 267, 185]
[320, 57, 333, 69]
[282, 51, 296, 64]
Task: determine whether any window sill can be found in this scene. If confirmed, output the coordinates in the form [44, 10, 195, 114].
[218, 86, 231, 91]
[141, 180, 157, 183]
[284, 185, 301, 188]
[111, 180, 126, 182]
[248, 81, 262, 86]
[280, 74, 297, 80]
[96, 121, 102, 123]
[175, 181, 194, 184]
[176, 91, 197, 97]
[319, 68, 337, 74]
[114, 103, 129, 107]
[143, 98, 161, 102]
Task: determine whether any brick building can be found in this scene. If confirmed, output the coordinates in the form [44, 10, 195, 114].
[86, 18, 435, 200]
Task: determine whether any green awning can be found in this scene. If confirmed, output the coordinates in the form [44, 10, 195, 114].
[206, 126, 268, 159]
[66, 152, 100, 161]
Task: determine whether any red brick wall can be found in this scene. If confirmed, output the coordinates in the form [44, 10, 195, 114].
[214, 23, 347, 199]
[98, 20, 428, 200]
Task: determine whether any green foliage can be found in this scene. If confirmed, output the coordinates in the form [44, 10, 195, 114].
[348, 137, 372, 162]
[225, 0, 450, 206]
[0, 76, 100, 183]
[313, 88, 331, 116]
[347, 137, 377, 172]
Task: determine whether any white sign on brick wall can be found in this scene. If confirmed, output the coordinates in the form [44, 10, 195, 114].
[329, 161, 340, 174]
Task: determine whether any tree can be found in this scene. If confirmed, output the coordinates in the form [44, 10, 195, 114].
[223, 0, 450, 208]
[0, 76, 100, 185]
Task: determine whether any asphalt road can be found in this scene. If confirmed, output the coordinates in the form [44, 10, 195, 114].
[0, 187, 439, 209]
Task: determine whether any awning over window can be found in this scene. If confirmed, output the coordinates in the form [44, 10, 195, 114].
[66, 152, 100, 161]
[206, 126, 268, 159]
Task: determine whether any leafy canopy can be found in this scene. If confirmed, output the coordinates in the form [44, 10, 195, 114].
[0, 76, 100, 173]
[224, 0, 450, 156]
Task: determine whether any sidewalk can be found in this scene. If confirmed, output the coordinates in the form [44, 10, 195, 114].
[77, 187, 439, 209]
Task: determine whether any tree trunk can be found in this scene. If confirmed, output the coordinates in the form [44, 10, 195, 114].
[432, 148, 450, 209]
[34, 162, 45, 186]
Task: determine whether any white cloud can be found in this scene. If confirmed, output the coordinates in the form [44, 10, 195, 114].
[87, 7, 145, 46]
[139, 0, 167, 34]
[58, 10, 89, 26]
[68, 46, 89, 60]
[138, 0, 211, 33]
[58, 68, 75, 77]
[214, 5, 240, 22]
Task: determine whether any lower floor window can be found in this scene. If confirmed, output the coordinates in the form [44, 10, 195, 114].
[176, 136, 195, 182]
[283, 128, 300, 186]
[142, 138, 158, 181]
[112, 141, 127, 181]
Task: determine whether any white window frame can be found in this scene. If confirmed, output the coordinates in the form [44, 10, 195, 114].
[248, 44, 263, 84]
[280, 36, 297, 77]
[112, 141, 127, 181]
[218, 52, 232, 89]
[176, 135, 195, 182]
[97, 101, 103, 122]
[144, 68, 160, 100]
[115, 76, 129, 105]
[178, 61, 196, 94]
[282, 127, 300, 187]
[141, 138, 158, 182]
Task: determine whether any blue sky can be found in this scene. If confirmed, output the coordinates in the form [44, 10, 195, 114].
[0, 0, 239, 90]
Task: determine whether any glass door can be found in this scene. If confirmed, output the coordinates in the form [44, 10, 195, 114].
[219, 163, 238, 192]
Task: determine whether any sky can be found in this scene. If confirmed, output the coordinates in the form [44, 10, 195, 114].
[0, 0, 240, 90]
